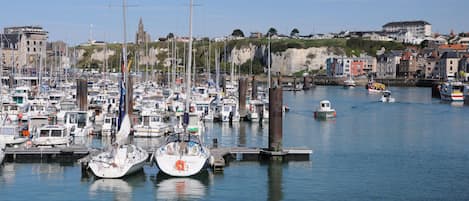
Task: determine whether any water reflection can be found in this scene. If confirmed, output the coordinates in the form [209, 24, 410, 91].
[152, 170, 211, 200]
[89, 171, 146, 201]
[238, 122, 246, 146]
[0, 163, 16, 184]
[268, 161, 283, 201]
[89, 179, 132, 201]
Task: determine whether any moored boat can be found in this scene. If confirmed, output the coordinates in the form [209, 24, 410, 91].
[88, 115, 149, 178]
[314, 100, 337, 119]
[31, 125, 72, 147]
[439, 81, 464, 101]
[153, 133, 211, 177]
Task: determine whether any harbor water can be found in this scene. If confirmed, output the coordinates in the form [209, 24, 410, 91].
[1, 86, 469, 200]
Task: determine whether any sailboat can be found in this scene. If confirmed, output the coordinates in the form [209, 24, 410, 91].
[87, 0, 148, 179]
[154, 0, 211, 177]
[88, 115, 148, 178]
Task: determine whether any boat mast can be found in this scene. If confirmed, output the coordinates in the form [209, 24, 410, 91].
[268, 35, 271, 89]
[122, 0, 129, 115]
[185, 0, 193, 114]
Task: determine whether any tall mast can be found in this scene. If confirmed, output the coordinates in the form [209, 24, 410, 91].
[268, 35, 271, 89]
[122, 0, 129, 115]
[185, 0, 193, 113]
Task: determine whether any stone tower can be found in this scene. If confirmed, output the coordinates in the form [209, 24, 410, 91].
[135, 17, 151, 45]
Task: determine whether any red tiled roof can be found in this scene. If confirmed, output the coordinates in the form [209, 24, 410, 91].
[438, 44, 468, 50]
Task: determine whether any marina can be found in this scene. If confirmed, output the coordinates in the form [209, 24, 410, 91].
[1, 0, 469, 200]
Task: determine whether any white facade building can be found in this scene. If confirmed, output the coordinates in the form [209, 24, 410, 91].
[383, 20, 432, 38]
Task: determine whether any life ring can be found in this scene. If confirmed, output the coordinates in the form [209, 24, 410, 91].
[175, 160, 185, 171]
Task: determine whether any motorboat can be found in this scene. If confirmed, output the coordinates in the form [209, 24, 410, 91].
[343, 76, 356, 88]
[101, 113, 118, 137]
[247, 99, 267, 122]
[154, 133, 211, 177]
[133, 110, 171, 138]
[380, 90, 396, 103]
[366, 80, 386, 93]
[314, 100, 337, 119]
[213, 96, 240, 122]
[64, 111, 93, 137]
[0, 124, 28, 146]
[439, 81, 464, 101]
[31, 125, 72, 147]
[88, 115, 149, 179]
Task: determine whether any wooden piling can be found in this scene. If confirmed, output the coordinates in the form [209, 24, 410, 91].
[268, 86, 283, 152]
[293, 77, 296, 90]
[303, 76, 310, 90]
[238, 77, 247, 118]
[252, 75, 257, 99]
[431, 83, 440, 98]
[76, 78, 88, 111]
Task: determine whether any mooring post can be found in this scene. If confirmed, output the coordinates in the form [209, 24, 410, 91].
[293, 77, 297, 90]
[268, 85, 283, 152]
[251, 75, 257, 99]
[431, 83, 441, 98]
[76, 78, 88, 111]
[238, 77, 247, 119]
[302, 76, 309, 90]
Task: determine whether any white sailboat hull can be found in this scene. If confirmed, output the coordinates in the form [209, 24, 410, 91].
[0, 136, 28, 146]
[155, 154, 208, 177]
[89, 144, 149, 178]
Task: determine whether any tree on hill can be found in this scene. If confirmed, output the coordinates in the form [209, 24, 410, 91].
[231, 29, 245, 37]
[266, 27, 278, 37]
[290, 28, 300, 37]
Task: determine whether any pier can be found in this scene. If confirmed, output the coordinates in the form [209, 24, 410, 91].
[4, 145, 90, 162]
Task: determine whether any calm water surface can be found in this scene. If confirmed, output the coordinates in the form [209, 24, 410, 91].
[1, 86, 469, 201]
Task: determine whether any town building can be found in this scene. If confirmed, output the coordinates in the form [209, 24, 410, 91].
[383, 20, 432, 38]
[424, 54, 439, 79]
[398, 51, 418, 78]
[135, 17, 151, 45]
[1, 26, 48, 72]
[376, 51, 402, 78]
[438, 52, 459, 80]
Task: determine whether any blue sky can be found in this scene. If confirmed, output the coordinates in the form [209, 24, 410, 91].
[1, 0, 468, 45]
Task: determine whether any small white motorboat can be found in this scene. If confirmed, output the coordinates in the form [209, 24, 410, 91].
[0, 124, 28, 146]
[154, 133, 211, 177]
[314, 100, 337, 119]
[380, 90, 396, 103]
[88, 115, 149, 178]
[32, 125, 72, 147]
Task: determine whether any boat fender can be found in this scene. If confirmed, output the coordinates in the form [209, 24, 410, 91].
[175, 160, 185, 171]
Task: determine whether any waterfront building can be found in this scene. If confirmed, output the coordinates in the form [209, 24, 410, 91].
[424, 54, 439, 79]
[383, 20, 432, 38]
[135, 17, 151, 45]
[376, 51, 402, 78]
[350, 59, 365, 77]
[458, 54, 469, 81]
[0, 26, 48, 71]
[398, 51, 418, 78]
[439, 52, 460, 80]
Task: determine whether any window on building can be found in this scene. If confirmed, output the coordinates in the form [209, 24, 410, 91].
[33, 48, 36, 52]
[450, 67, 453, 71]
[450, 61, 453, 64]
[27, 41, 30, 45]
[34, 41, 36, 45]
[39, 41, 42, 45]
[27, 47, 30, 52]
